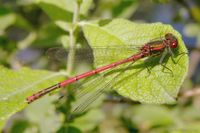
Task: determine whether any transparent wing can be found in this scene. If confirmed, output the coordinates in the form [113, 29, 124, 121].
[71, 74, 106, 113]
[46, 45, 139, 64]
[46, 33, 167, 64]
[46, 47, 93, 63]
[71, 61, 135, 114]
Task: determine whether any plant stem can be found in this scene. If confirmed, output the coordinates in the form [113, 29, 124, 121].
[67, 29, 76, 75]
[67, 2, 80, 75]
[63, 1, 81, 123]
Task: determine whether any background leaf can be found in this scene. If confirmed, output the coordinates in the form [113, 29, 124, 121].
[35, 0, 93, 31]
[82, 18, 189, 104]
[0, 66, 65, 130]
[130, 105, 173, 127]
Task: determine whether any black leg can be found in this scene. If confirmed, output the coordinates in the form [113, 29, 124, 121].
[173, 52, 188, 64]
[143, 59, 153, 77]
[160, 63, 174, 77]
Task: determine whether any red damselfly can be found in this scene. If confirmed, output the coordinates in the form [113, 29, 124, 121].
[26, 33, 178, 106]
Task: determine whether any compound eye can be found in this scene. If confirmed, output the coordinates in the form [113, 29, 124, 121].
[170, 41, 178, 48]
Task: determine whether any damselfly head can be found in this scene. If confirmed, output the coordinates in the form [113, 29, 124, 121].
[165, 33, 178, 49]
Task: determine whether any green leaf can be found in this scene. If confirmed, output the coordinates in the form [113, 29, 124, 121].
[82, 18, 189, 104]
[80, 0, 93, 16]
[94, 0, 138, 18]
[0, 13, 16, 32]
[25, 96, 62, 133]
[35, 0, 92, 16]
[32, 22, 66, 47]
[0, 8, 32, 33]
[35, 0, 73, 22]
[56, 125, 82, 133]
[152, 0, 170, 3]
[35, 0, 93, 31]
[72, 109, 104, 131]
[0, 66, 65, 130]
[112, 0, 138, 18]
[130, 105, 173, 127]
[8, 119, 30, 133]
[171, 122, 200, 133]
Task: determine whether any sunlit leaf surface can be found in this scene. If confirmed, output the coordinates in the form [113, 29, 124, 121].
[0, 66, 65, 130]
[82, 18, 189, 104]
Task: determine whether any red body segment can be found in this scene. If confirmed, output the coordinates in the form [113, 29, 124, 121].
[60, 53, 145, 87]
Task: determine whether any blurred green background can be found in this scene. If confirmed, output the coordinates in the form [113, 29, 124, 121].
[1, 0, 200, 133]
